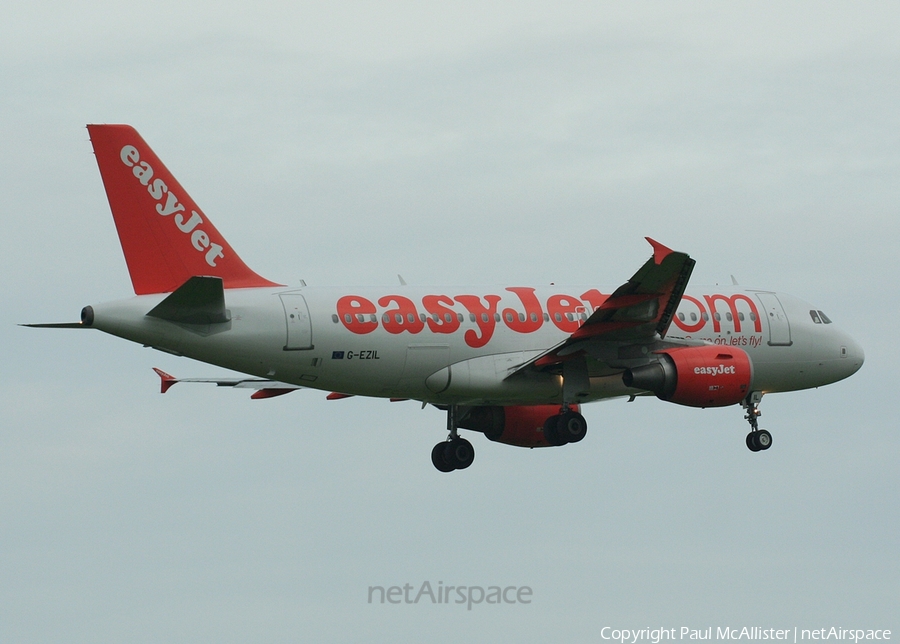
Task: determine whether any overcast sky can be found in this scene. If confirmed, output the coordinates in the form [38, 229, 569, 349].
[1, 3, 897, 642]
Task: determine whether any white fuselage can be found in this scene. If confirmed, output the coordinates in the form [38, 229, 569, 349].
[87, 284, 864, 406]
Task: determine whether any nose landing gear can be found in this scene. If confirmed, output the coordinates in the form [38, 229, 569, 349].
[742, 392, 772, 452]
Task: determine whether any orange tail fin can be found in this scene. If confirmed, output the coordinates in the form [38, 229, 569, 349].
[87, 124, 281, 294]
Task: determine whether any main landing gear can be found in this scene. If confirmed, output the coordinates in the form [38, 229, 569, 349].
[742, 392, 772, 452]
[431, 438, 474, 472]
[542, 407, 588, 447]
[431, 404, 475, 472]
[429, 404, 589, 472]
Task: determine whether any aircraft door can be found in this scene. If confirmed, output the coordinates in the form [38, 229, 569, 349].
[755, 292, 792, 346]
[279, 293, 313, 350]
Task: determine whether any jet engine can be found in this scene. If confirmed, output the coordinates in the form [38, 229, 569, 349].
[622, 345, 753, 408]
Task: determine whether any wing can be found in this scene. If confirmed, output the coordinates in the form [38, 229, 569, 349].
[520, 237, 695, 373]
[153, 368, 303, 399]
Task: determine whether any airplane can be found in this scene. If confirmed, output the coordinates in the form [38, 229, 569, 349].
[26, 124, 865, 472]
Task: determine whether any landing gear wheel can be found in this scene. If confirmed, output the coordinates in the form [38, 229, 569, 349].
[431, 441, 456, 472]
[746, 432, 760, 452]
[445, 438, 475, 470]
[431, 438, 475, 472]
[432, 405, 476, 472]
[745, 429, 772, 452]
[543, 414, 565, 446]
[557, 411, 587, 443]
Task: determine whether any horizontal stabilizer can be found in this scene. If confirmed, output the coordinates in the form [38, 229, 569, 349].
[147, 276, 230, 325]
[20, 322, 87, 329]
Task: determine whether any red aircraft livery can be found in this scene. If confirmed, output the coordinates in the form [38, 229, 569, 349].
[26, 125, 864, 472]
[335, 289, 765, 348]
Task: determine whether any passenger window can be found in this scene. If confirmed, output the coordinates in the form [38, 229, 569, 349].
[713, 313, 721, 321]
[332, 314, 339, 323]
[678, 313, 685, 321]
[726, 313, 733, 322]
[809, 310, 822, 324]
[690, 313, 697, 322]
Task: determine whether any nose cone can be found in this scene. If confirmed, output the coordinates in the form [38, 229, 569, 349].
[842, 335, 865, 378]
[805, 323, 865, 388]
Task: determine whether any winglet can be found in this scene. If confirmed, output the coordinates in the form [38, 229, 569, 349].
[645, 237, 674, 265]
[152, 367, 178, 394]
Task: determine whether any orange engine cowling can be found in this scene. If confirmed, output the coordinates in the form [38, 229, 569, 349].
[458, 404, 577, 448]
[623, 345, 753, 408]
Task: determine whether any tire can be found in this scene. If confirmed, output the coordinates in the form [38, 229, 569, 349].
[557, 411, 587, 443]
[746, 432, 760, 452]
[543, 414, 565, 446]
[447, 438, 475, 470]
[755, 429, 773, 450]
[432, 441, 456, 472]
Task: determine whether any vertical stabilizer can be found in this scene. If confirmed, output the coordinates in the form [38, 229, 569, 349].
[87, 124, 281, 294]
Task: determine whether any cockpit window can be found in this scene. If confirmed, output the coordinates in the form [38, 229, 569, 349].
[809, 310, 822, 324]
[818, 310, 832, 324]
